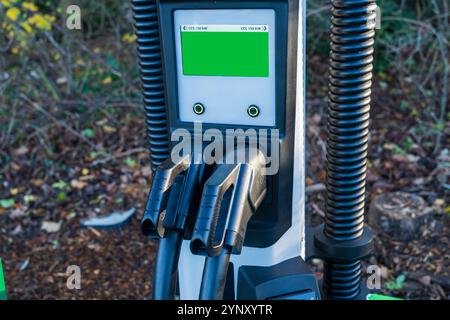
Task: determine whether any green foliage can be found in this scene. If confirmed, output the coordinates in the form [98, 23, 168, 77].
[0, 198, 15, 208]
[23, 194, 36, 204]
[386, 274, 406, 291]
[307, 0, 448, 154]
[81, 128, 95, 139]
[124, 157, 137, 168]
[75, 0, 128, 37]
[403, 137, 414, 151]
[0, 0, 138, 155]
[52, 180, 68, 190]
[1, 0, 57, 53]
[56, 191, 67, 202]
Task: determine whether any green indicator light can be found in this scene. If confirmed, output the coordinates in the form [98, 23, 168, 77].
[247, 105, 260, 118]
[193, 103, 205, 115]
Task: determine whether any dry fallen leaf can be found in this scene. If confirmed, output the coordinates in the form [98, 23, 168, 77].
[102, 76, 112, 85]
[70, 179, 87, 190]
[31, 179, 45, 187]
[56, 77, 67, 85]
[9, 208, 26, 219]
[79, 174, 95, 181]
[41, 221, 62, 233]
[102, 125, 117, 134]
[419, 276, 432, 286]
[14, 146, 29, 156]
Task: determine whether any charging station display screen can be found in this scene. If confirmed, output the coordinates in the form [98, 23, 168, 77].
[180, 25, 269, 77]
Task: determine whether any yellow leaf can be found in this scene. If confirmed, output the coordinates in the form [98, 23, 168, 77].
[10, 188, 19, 196]
[11, 46, 19, 54]
[44, 14, 56, 23]
[24, 195, 36, 203]
[22, 2, 38, 11]
[81, 168, 90, 176]
[6, 7, 20, 21]
[102, 76, 112, 85]
[103, 125, 117, 134]
[383, 143, 396, 151]
[121, 33, 136, 43]
[20, 21, 32, 33]
[28, 14, 52, 30]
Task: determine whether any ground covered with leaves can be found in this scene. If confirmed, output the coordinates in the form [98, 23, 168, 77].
[0, 0, 448, 300]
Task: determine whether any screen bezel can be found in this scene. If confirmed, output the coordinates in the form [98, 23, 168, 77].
[158, 0, 288, 134]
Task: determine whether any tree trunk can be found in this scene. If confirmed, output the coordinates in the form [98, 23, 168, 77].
[369, 192, 435, 241]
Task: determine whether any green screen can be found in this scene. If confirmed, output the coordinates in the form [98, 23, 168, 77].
[181, 26, 269, 77]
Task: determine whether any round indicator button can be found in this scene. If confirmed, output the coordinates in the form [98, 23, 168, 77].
[193, 103, 205, 115]
[247, 105, 260, 118]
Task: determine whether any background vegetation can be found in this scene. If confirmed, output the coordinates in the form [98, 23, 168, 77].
[0, 0, 448, 299]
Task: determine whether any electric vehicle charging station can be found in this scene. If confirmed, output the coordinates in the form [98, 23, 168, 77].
[133, 0, 377, 300]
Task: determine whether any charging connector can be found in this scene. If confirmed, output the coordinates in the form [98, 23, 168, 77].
[190, 147, 268, 299]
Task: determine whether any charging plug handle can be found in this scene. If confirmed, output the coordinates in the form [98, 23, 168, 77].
[141, 155, 206, 239]
[191, 148, 267, 257]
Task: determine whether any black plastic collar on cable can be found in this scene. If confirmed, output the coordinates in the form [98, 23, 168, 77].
[307, 224, 373, 262]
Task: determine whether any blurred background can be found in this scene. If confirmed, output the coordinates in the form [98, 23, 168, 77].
[0, 0, 448, 299]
